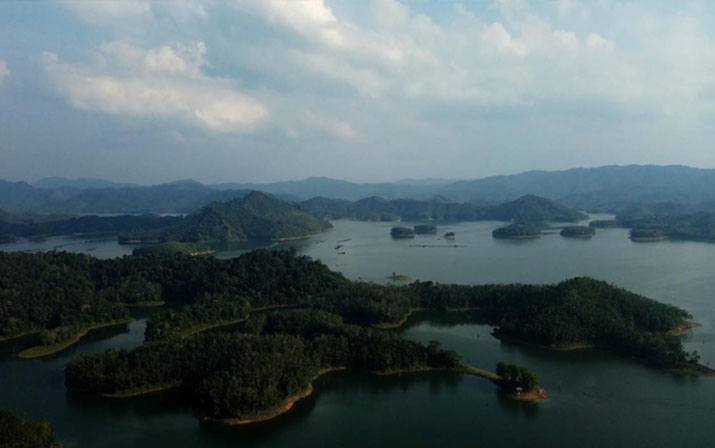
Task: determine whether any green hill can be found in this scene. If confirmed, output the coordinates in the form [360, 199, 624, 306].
[301, 194, 585, 223]
[120, 191, 331, 244]
[484, 195, 586, 222]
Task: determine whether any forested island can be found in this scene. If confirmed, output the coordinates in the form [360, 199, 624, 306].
[302, 194, 586, 223]
[0, 409, 62, 448]
[0, 210, 179, 243]
[492, 223, 541, 239]
[585, 207, 715, 242]
[1, 249, 701, 369]
[118, 191, 331, 245]
[560, 226, 596, 238]
[390, 227, 415, 238]
[1, 248, 706, 422]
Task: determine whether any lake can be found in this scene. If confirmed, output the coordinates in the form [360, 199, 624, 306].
[1, 218, 714, 447]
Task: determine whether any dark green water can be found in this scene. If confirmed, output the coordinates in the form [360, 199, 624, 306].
[1, 218, 714, 447]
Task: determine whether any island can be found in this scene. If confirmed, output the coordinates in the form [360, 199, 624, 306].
[0, 210, 179, 243]
[0, 408, 62, 448]
[390, 227, 415, 238]
[414, 224, 438, 234]
[492, 222, 541, 239]
[629, 228, 668, 242]
[1, 249, 705, 425]
[302, 194, 587, 223]
[118, 191, 331, 245]
[560, 225, 596, 238]
[66, 309, 546, 424]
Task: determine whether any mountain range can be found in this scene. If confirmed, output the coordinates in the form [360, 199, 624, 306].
[4, 165, 715, 215]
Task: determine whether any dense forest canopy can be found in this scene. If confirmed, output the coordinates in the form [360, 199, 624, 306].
[0, 409, 62, 448]
[492, 222, 541, 239]
[1, 248, 697, 368]
[560, 226, 596, 238]
[66, 310, 463, 420]
[0, 212, 179, 242]
[302, 194, 586, 223]
[118, 191, 331, 244]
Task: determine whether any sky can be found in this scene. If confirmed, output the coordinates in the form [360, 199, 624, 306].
[0, 0, 714, 184]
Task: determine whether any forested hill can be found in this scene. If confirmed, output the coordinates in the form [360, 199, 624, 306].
[120, 191, 331, 244]
[0, 211, 179, 243]
[1, 248, 698, 369]
[300, 194, 587, 223]
[0, 179, 252, 214]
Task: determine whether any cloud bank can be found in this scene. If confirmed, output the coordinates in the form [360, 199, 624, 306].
[41, 41, 267, 133]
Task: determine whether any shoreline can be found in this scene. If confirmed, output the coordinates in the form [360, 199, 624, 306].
[123, 300, 166, 308]
[272, 235, 311, 242]
[101, 381, 183, 398]
[373, 307, 480, 330]
[668, 320, 703, 337]
[178, 304, 298, 339]
[17, 318, 134, 359]
[205, 365, 544, 426]
[0, 330, 40, 343]
[507, 386, 549, 402]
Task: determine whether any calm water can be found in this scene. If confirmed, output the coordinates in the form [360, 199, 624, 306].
[1, 218, 714, 447]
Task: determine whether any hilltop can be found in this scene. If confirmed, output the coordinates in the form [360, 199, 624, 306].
[301, 194, 586, 223]
[120, 191, 331, 244]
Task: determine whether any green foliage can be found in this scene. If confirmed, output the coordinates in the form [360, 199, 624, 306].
[2, 249, 697, 369]
[560, 226, 595, 238]
[121, 191, 331, 244]
[0, 212, 179, 241]
[492, 222, 541, 238]
[66, 310, 463, 420]
[390, 227, 415, 238]
[496, 362, 539, 392]
[0, 252, 130, 340]
[302, 194, 586, 223]
[0, 409, 62, 448]
[619, 210, 715, 242]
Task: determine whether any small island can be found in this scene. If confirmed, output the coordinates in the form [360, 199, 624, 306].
[630, 228, 668, 242]
[390, 227, 415, 238]
[414, 224, 437, 235]
[560, 225, 596, 238]
[492, 222, 541, 239]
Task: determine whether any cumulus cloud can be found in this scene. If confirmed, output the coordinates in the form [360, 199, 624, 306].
[41, 42, 267, 133]
[302, 111, 357, 140]
[0, 58, 9, 84]
[59, 0, 207, 26]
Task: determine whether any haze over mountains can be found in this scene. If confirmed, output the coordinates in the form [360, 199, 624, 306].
[3, 165, 715, 215]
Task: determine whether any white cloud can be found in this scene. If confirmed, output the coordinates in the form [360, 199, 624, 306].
[0, 58, 9, 84]
[372, 0, 409, 28]
[59, 0, 207, 25]
[41, 42, 267, 133]
[586, 33, 615, 51]
[482, 22, 527, 56]
[302, 111, 357, 140]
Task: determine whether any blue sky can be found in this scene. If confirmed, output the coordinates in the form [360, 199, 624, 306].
[0, 0, 714, 184]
